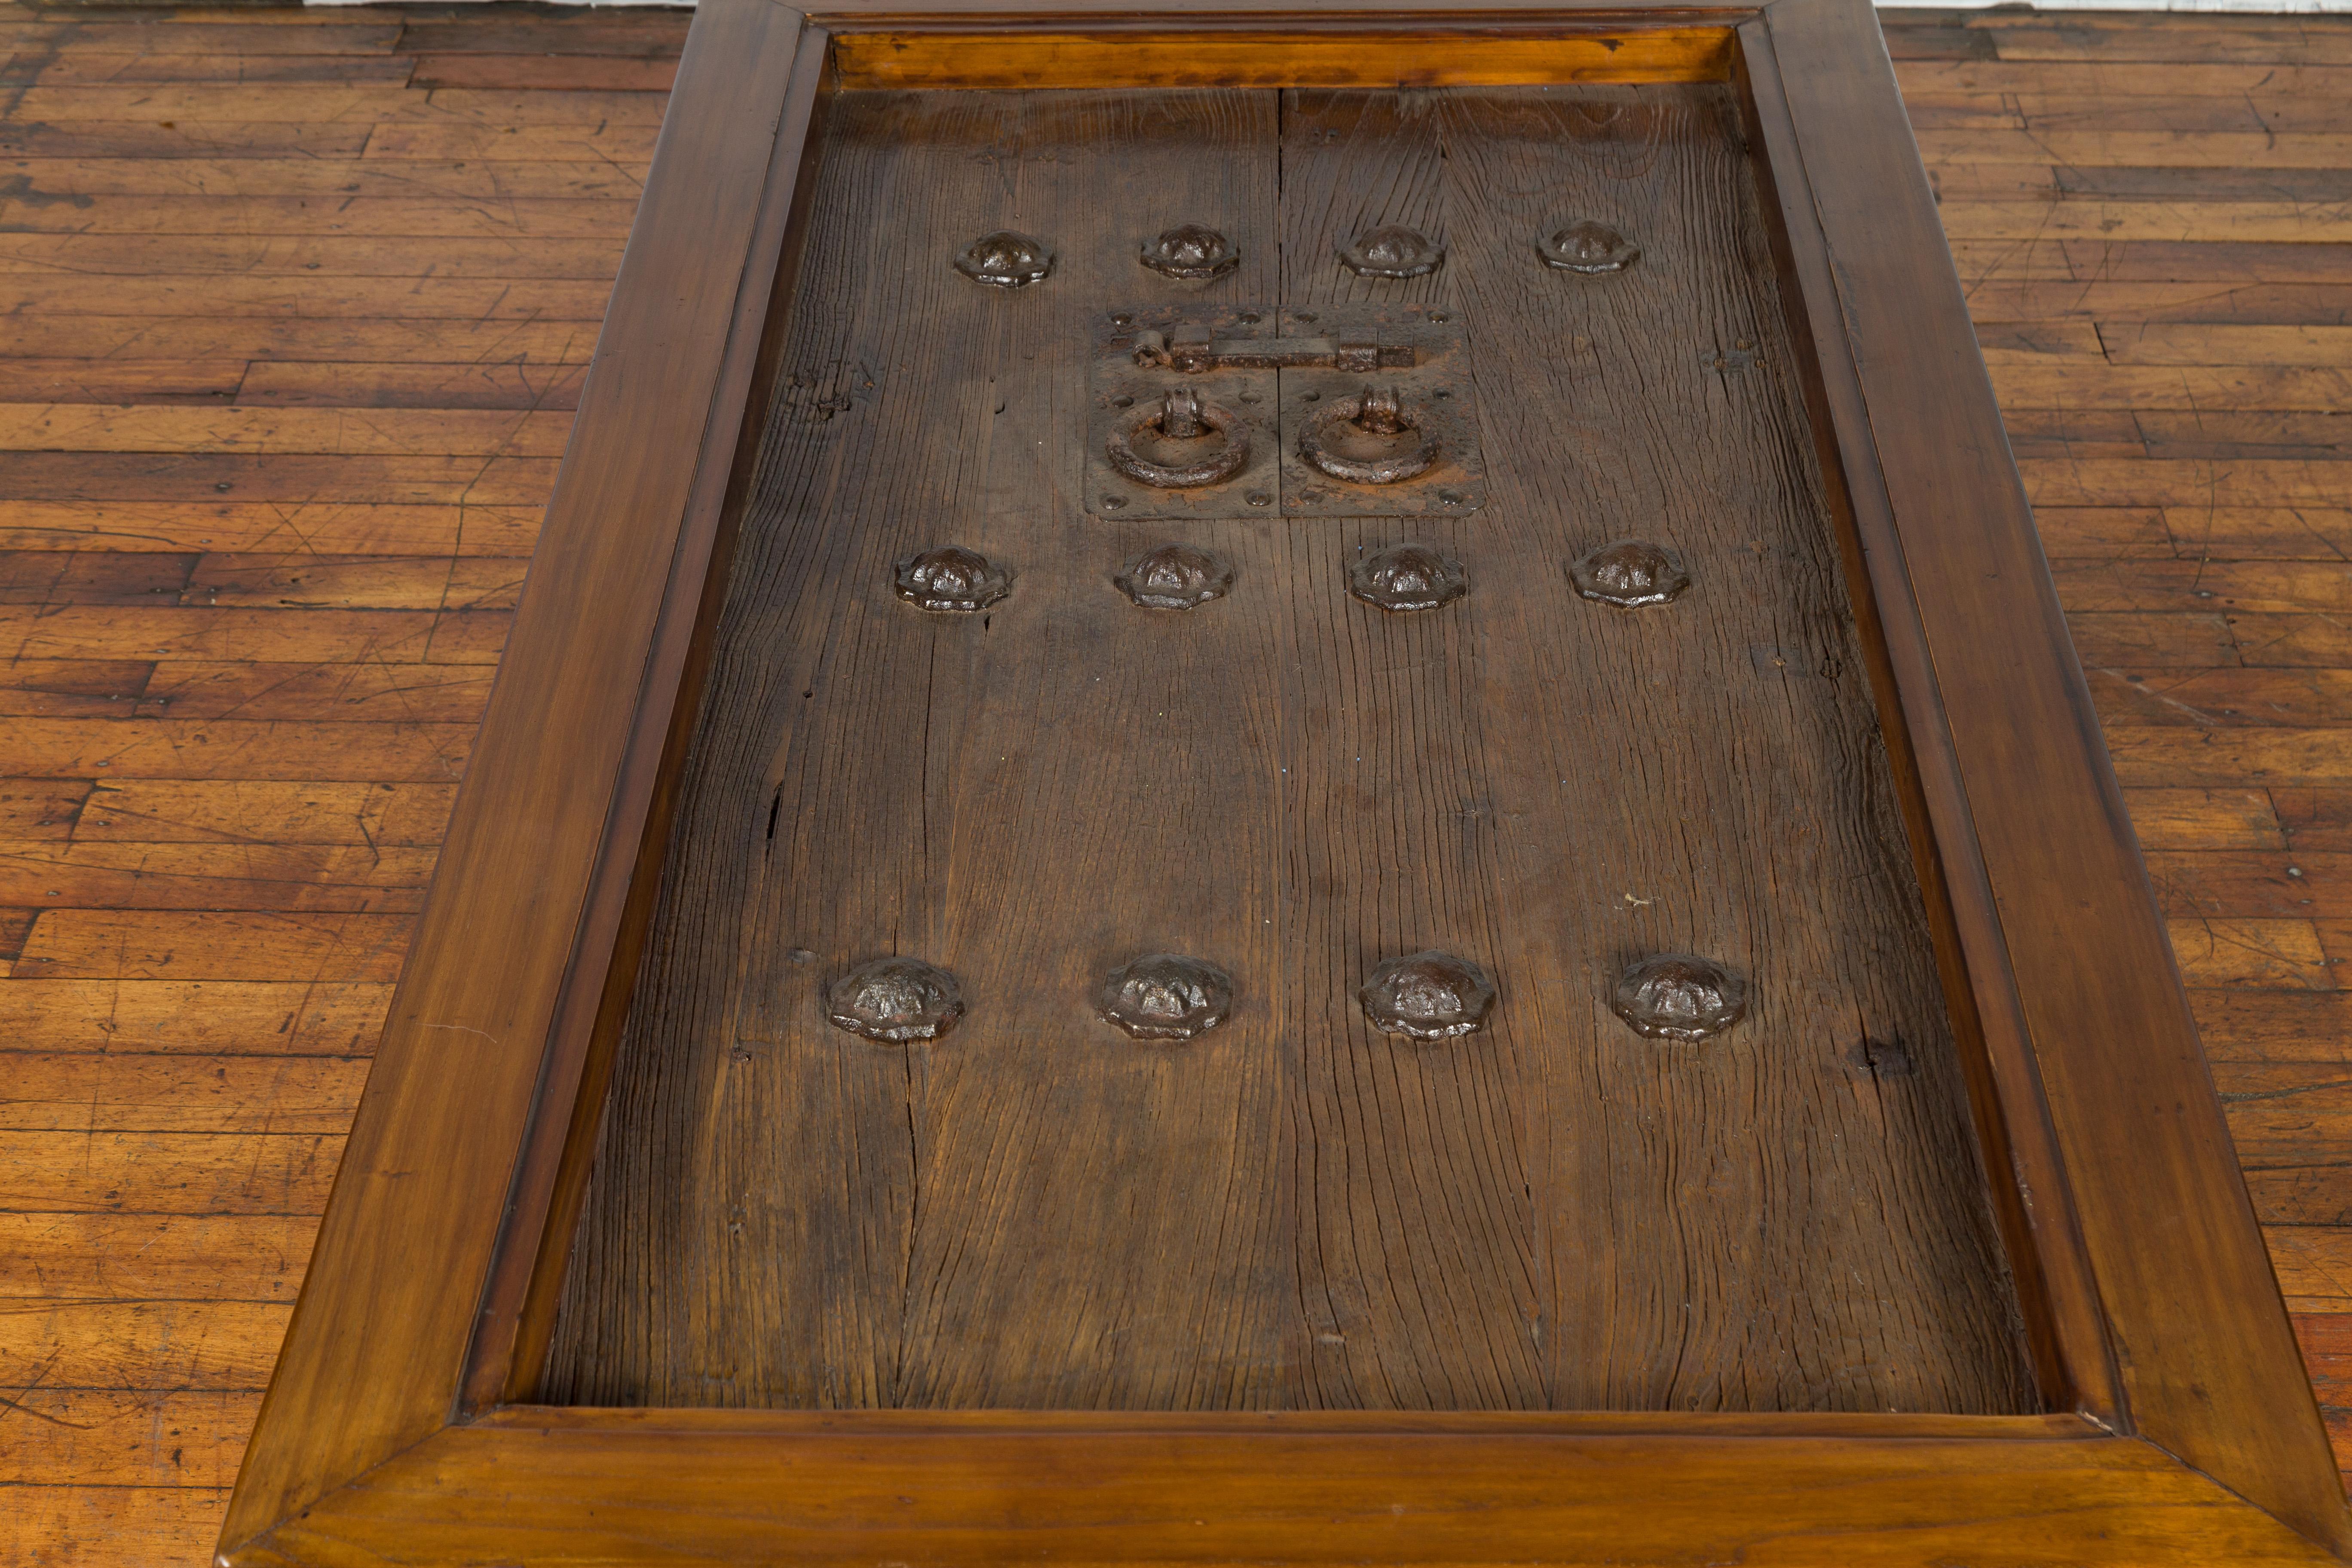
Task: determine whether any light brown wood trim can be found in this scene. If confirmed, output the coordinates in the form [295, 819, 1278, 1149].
[1752, 0, 2352, 1552]
[471, 1405, 2107, 1439]
[809, 0, 1743, 16]
[830, 26, 1737, 86]
[214, 0, 821, 1553]
[1730, 14, 2117, 1424]
[226, 1421, 2342, 1568]
[472, 21, 839, 1416]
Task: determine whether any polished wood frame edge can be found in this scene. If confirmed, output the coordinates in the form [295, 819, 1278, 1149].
[827, 24, 1740, 87]
[220, 1422, 2346, 1568]
[1747, 0, 2350, 1553]
[472, 23, 840, 1415]
[1729, 17, 2118, 1426]
[213, 0, 824, 1556]
[468, 1406, 2106, 1438]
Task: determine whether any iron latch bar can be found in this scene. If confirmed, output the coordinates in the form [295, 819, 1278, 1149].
[1132, 325, 1415, 374]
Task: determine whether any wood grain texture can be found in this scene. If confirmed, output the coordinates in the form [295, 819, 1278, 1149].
[214, 0, 815, 1550]
[237, 1414, 2346, 1568]
[544, 80, 2031, 1417]
[1765, 0, 2352, 1547]
[13, 3, 2352, 1563]
[831, 28, 1736, 88]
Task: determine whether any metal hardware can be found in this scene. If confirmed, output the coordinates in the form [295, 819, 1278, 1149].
[1099, 953, 1234, 1041]
[1348, 543, 1464, 613]
[1537, 220, 1640, 274]
[1360, 951, 1494, 1041]
[1087, 306, 1277, 519]
[827, 957, 965, 1043]
[1106, 388, 1253, 489]
[1116, 542, 1235, 610]
[1297, 385, 1439, 486]
[1611, 955, 1747, 1041]
[1140, 224, 1239, 281]
[1338, 224, 1445, 279]
[1569, 539, 1690, 608]
[954, 229, 1053, 288]
[1089, 304, 1479, 518]
[1276, 305, 1485, 519]
[1132, 326, 1412, 374]
[894, 546, 1011, 612]
[1702, 339, 1759, 373]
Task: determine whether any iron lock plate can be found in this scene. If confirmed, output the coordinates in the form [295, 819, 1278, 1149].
[1084, 304, 1485, 520]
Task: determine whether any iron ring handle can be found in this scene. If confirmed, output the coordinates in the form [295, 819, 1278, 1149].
[1297, 386, 1439, 486]
[1106, 388, 1252, 489]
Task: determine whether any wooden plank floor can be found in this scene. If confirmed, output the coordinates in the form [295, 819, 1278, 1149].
[0, 4, 2345, 1560]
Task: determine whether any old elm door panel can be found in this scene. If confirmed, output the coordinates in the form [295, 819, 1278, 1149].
[539, 83, 2037, 1416]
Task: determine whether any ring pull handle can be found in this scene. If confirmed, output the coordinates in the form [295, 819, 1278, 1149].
[1106, 386, 1252, 489]
[1298, 383, 1439, 486]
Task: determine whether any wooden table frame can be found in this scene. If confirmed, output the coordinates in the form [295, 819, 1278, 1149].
[216, 1, 2352, 1561]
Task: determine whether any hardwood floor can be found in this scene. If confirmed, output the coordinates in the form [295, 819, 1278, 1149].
[0, 4, 2346, 1561]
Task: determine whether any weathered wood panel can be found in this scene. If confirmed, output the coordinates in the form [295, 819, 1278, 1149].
[544, 82, 2031, 1415]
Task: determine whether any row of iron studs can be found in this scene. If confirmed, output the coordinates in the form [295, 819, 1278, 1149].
[951, 221, 1641, 287]
[897, 538, 1692, 615]
[825, 951, 1748, 1046]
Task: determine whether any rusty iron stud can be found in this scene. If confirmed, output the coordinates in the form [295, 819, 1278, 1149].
[1298, 384, 1439, 485]
[1141, 224, 1240, 281]
[1359, 950, 1495, 1040]
[827, 956, 965, 1042]
[954, 230, 1054, 288]
[1116, 542, 1235, 611]
[1338, 224, 1446, 280]
[1569, 539, 1690, 608]
[1099, 952, 1234, 1041]
[1610, 955, 1747, 1042]
[1106, 386, 1253, 489]
[1349, 543, 1465, 613]
[895, 546, 1011, 613]
[1537, 220, 1642, 274]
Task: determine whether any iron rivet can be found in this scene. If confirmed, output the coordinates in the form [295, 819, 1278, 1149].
[1295, 312, 1317, 325]
[955, 229, 1054, 288]
[895, 546, 1011, 612]
[1239, 392, 1261, 404]
[1350, 543, 1465, 613]
[1537, 219, 1640, 274]
[1246, 491, 1272, 507]
[1116, 542, 1235, 610]
[1428, 310, 1449, 323]
[827, 956, 964, 1042]
[1611, 954, 1746, 1041]
[1140, 223, 1240, 280]
[1102, 495, 1128, 509]
[1112, 311, 1134, 324]
[1360, 950, 1495, 1040]
[1113, 394, 1135, 407]
[1099, 952, 1234, 1041]
[1302, 390, 1321, 402]
[1339, 224, 1446, 279]
[1439, 490, 1463, 505]
[1238, 311, 1262, 324]
[1569, 539, 1690, 608]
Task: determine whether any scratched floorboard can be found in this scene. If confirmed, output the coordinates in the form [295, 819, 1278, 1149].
[3, 4, 2350, 1563]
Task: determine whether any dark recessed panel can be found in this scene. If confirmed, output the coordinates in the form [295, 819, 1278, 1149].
[541, 83, 2037, 1415]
